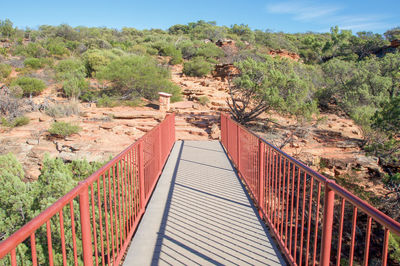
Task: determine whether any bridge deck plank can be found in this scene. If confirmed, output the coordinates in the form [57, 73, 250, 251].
[123, 140, 285, 265]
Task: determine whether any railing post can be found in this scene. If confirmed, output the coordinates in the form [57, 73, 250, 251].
[138, 141, 146, 209]
[237, 124, 240, 171]
[258, 140, 265, 217]
[320, 182, 335, 266]
[79, 184, 94, 266]
[171, 113, 176, 146]
[158, 125, 162, 171]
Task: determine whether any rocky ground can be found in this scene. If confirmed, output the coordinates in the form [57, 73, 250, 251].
[0, 60, 396, 217]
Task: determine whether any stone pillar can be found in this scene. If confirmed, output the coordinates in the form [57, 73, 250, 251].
[158, 92, 172, 112]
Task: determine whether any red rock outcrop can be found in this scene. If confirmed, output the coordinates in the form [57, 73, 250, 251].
[268, 49, 301, 61]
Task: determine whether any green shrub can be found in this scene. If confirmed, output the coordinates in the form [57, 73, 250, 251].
[0, 47, 7, 56]
[24, 57, 45, 69]
[389, 234, 400, 264]
[13, 42, 46, 58]
[62, 75, 88, 99]
[10, 77, 46, 96]
[48, 121, 81, 138]
[96, 95, 117, 107]
[178, 41, 197, 59]
[54, 58, 86, 80]
[46, 40, 69, 57]
[1, 116, 29, 127]
[0, 63, 12, 79]
[12, 116, 29, 127]
[160, 45, 183, 65]
[82, 49, 122, 77]
[97, 55, 181, 101]
[183, 57, 213, 77]
[196, 43, 224, 59]
[146, 47, 158, 55]
[198, 96, 210, 105]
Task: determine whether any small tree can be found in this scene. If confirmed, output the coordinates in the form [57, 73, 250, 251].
[97, 55, 181, 101]
[0, 63, 12, 80]
[228, 57, 317, 124]
[11, 77, 46, 97]
[24, 58, 43, 69]
[0, 19, 15, 39]
[183, 57, 213, 77]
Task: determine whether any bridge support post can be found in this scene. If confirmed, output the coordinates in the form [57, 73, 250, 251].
[320, 182, 335, 266]
[79, 184, 94, 266]
[258, 140, 265, 217]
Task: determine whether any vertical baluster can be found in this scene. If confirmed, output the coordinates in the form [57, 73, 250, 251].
[70, 201, 78, 266]
[289, 163, 295, 254]
[79, 184, 94, 266]
[46, 220, 54, 266]
[299, 172, 307, 266]
[90, 184, 99, 266]
[363, 216, 372, 266]
[30, 233, 38, 266]
[305, 176, 314, 266]
[59, 210, 67, 266]
[312, 182, 321, 266]
[258, 140, 265, 217]
[319, 182, 335, 266]
[382, 228, 390, 266]
[336, 199, 345, 266]
[294, 168, 301, 261]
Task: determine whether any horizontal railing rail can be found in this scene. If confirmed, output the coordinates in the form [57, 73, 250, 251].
[221, 113, 400, 266]
[0, 113, 175, 266]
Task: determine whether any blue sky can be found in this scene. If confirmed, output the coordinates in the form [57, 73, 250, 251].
[2, 0, 399, 34]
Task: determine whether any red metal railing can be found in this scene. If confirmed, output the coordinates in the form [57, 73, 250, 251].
[0, 113, 175, 266]
[221, 113, 400, 266]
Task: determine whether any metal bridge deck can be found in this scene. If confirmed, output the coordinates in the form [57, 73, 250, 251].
[123, 140, 285, 265]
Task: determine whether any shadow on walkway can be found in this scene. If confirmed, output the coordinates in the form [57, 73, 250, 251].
[124, 141, 286, 265]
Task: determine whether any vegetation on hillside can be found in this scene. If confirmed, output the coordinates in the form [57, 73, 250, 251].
[0, 18, 399, 264]
[0, 153, 103, 265]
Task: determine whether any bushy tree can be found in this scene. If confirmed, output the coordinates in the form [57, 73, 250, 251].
[159, 44, 183, 64]
[367, 96, 400, 176]
[97, 55, 181, 101]
[229, 24, 254, 43]
[0, 19, 15, 39]
[372, 96, 400, 135]
[195, 42, 224, 61]
[24, 58, 43, 69]
[0, 63, 12, 80]
[55, 58, 85, 77]
[183, 57, 213, 77]
[11, 77, 46, 97]
[0, 153, 32, 240]
[82, 49, 122, 77]
[228, 56, 317, 124]
[62, 74, 88, 99]
[177, 40, 197, 59]
[13, 42, 47, 58]
[55, 58, 88, 98]
[384, 27, 400, 41]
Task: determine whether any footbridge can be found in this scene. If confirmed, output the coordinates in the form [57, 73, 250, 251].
[1, 113, 399, 265]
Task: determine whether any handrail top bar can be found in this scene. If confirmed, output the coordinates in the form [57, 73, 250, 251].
[0, 113, 175, 259]
[221, 112, 400, 236]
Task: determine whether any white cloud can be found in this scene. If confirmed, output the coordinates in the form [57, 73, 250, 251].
[266, 1, 391, 32]
[266, 1, 341, 21]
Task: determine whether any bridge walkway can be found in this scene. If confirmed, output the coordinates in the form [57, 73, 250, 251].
[123, 140, 285, 265]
